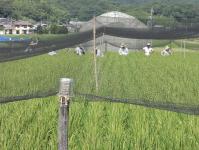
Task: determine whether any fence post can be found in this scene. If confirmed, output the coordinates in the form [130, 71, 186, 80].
[58, 78, 73, 150]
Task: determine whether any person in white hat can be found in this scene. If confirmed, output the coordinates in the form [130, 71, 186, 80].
[143, 43, 153, 56]
[161, 45, 172, 56]
[119, 43, 129, 56]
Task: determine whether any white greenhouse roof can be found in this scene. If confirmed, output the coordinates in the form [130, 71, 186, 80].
[100, 11, 135, 19]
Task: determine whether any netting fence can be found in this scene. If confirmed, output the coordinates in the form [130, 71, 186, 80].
[0, 17, 199, 116]
[1, 18, 199, 62]
[0, 90, 199, 116]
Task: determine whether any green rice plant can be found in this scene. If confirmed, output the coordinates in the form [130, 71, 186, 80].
[0, 48, 199, 149]
[0, 50, 199, 105]
[0, 97, 199, 150]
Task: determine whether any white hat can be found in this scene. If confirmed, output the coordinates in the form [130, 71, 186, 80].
[165, 45, 170, 49]
[147, 43, 151, 46]
[120, 43, 125, 47]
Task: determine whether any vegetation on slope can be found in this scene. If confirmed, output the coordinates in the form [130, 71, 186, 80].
[0, 0, 199, 23]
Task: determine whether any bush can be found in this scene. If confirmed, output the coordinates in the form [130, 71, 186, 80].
[36, 25, 49, 34]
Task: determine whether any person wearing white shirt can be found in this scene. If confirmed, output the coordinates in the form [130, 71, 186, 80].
[96, 48, 101, 57]
[75, 46, 82, 55]
[119, 44, 129, 56]
[143, 43, 153, 56]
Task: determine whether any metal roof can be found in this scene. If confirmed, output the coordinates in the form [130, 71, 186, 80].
[100, 11, 136, 19]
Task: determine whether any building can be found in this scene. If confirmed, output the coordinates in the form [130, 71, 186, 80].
[79, 11, 149, 51]
[80, 11, 147, 31]
[0, 18, 10, 35]
[0, 18, 34, 35]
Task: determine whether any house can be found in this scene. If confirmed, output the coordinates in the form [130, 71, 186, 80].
[0, 18, 10, 35]
[12, 20, 33, 34]
[0, 18, 34, 35]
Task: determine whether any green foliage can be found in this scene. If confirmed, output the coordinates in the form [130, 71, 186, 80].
[0, 0, 199, 24]
[1, 97, 199, 149]
[36, 24, 68, 34]
[36, 25, 49, 34]
[49, 24, 68, 34]
[0, 0, 13, 18]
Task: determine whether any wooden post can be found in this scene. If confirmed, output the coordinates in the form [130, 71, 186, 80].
[58, 78, 73, 150]
[93, 16, 99, 92]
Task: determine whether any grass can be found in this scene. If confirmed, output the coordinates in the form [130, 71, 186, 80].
[0, 49, 199, 149]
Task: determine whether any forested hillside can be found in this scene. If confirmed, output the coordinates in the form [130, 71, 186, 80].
[115, 0, 199, 5]
[0, 0, 199, 23]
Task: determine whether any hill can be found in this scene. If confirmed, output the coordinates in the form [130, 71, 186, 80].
[115, 0, 199, 5]
[0, 0, 199, 23]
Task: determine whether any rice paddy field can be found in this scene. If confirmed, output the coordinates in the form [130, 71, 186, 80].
[0, 48, 199, 149]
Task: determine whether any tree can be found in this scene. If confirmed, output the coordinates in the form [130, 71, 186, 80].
[36, 25, 48, 34]
[49, 24, 68, 34]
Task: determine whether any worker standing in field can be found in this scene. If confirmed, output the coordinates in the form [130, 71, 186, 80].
[143, 43, 153, 56]
[119, 43, 129, 56]
[96, 47, 103, 57]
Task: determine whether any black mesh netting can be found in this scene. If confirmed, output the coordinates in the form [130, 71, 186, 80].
[0, 27, 104, 62]
[1, 20, 199, 116]
[0, 91, 199, 116]
[1, 22, 199, 62]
